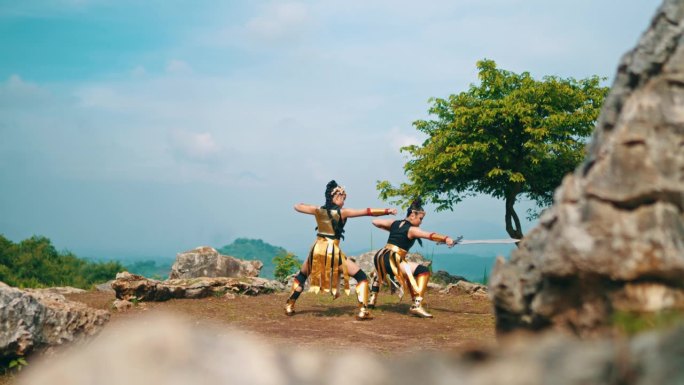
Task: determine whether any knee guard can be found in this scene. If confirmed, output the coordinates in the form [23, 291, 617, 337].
[289, 271, 309, 300]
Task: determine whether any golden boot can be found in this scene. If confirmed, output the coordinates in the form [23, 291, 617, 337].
[409, 296, 433, 318]
[408, 273, 432, 318]
[368, 289, 378, 309]
[355, 280, 373, 320]
[367, 274, 378, 309]
[285, 281, 303, 316]
[284, 299, 296, 316]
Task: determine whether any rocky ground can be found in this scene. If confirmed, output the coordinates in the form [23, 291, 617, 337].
[1, 289, 494, 384]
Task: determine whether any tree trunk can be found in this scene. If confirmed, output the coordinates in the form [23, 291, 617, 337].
[504, 190, 523, 240]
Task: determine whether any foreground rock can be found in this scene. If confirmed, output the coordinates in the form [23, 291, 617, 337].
[169, 246, 263, 279]
[112, 271, 284, 301]
[17, 313, 684, 385]
[0, 283, 109, 359]
[490, 0, 684, 336]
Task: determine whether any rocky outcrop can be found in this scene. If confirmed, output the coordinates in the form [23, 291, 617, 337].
[490, 0, 684, 336]
[441, 281, 488, 298]
[0, 283, 109, 359]
[17, 313, 684, 385]
[432, 270, 468, 285]
[112, 271, 284, 301]
[168, 246, 263, 279]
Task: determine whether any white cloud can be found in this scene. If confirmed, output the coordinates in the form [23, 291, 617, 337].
[245, 2, 312, 43]
[388, 127, 422, 152]
[131, 66, 147, 78]
[166, 59, 193, 74]
[169, 130, 221, 162]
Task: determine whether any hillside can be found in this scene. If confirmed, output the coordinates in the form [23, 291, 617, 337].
[218, 238, 299, 279]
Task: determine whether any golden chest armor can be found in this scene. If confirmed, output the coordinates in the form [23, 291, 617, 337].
[315, 207, 341, 237]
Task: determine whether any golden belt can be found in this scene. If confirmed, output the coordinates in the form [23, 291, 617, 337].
[384, 244, 407, 258]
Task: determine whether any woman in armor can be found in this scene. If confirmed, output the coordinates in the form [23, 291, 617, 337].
[285, 180, 397, 320]
[369, 198, 457, 318]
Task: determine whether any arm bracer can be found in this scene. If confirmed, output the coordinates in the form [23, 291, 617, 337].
[366, 208, 390, 216]
[428, 233, 450, 243]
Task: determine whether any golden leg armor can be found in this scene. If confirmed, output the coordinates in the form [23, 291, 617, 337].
[415, 272, 430, 297]
[285, 280, 302, 316]
[368, 290, 377, 309]
[285, 298, 296, 316]
[368, 275, 378, 309]
[408, 273, 432, 318]
[355, 280, 373, 320]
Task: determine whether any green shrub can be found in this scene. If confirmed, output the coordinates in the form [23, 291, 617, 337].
[612, 310, 684, 336]
[273, 252, 301, 282]
[0, 234, 124, 289]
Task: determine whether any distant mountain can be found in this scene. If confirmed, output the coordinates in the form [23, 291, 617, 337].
[218, 238, 296, 279]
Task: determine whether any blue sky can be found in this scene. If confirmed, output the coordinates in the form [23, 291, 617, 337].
[0, 0, 662, 260]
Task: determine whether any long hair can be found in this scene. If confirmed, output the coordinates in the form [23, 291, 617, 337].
[407, 197, 425, 247]
[324, 180, 339, 208]
[322, 180, 346, 238]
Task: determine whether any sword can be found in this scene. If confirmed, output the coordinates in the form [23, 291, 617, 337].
[438, 236, 520, 246]
[458, 238, 520, 245]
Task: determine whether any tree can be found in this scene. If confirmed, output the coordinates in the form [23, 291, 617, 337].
[273, 252, 301, 283]
[377, 59, 608, 239]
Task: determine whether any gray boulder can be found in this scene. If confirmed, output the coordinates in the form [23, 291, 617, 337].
[0, 283, 109, 359]
[169, 246, 263, 279]
[490, 0, 684, 336]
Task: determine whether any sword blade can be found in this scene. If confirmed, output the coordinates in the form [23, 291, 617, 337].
[458, 238, 520, 245]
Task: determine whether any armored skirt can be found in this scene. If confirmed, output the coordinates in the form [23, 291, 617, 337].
[373, 220, 421, 298]
[302, 207, 351, 297]
[373, 244, 420, 299]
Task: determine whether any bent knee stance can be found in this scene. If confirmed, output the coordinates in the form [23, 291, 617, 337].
[413, 264, 429, 278]
[289, 270, 309, 300]
[352, 270, 368, 283]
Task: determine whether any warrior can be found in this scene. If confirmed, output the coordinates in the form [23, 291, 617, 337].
[285, 180, 397, 320]
[368, 198, 456, 318]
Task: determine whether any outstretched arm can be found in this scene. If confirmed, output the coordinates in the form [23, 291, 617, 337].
[294, 203, 318, 215]
[341, 207, 398, 219]
[409, 227, 456, 247]
[372, 218, 394, 231]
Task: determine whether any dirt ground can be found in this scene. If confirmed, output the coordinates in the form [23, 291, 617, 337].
[1, 289, 496, 384]
[73, 289, 496, 352]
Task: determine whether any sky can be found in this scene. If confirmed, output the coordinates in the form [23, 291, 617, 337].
[0, 0, 663, 261]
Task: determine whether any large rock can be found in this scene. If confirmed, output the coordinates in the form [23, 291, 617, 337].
[490, 0, 684, 336]
[0, 283, 109, 359]
[169, 246, 263, 279]
[17, 313, 684, 385]
[112, 271, 284, 301]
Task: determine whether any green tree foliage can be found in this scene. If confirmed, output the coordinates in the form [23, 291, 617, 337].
[377, 59, 609, 238]
[0, 234, 124, 289]
[272, 252, 302, 282]
[218, 238, 294, 279]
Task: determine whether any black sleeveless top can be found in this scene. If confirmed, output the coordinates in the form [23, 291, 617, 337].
[386, 220, 416, 251]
